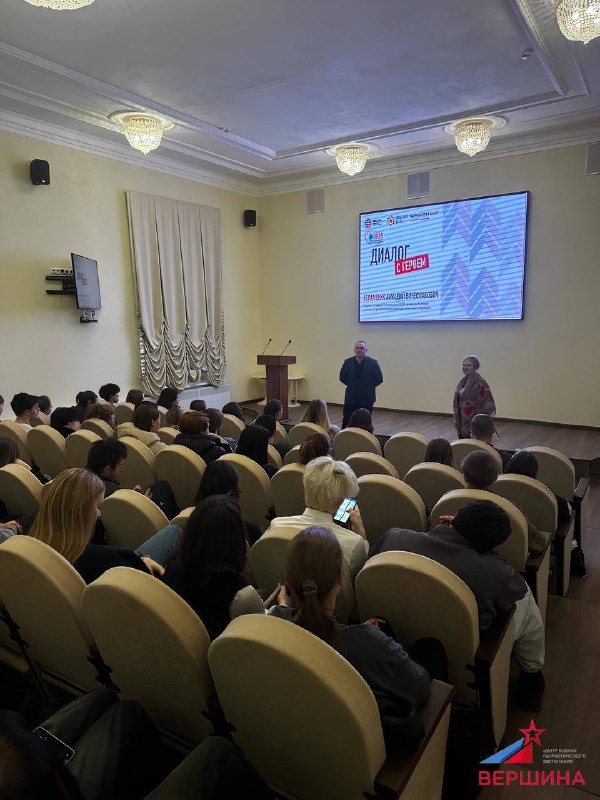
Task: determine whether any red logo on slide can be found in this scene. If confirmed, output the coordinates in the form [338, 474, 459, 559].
[395, 254, 429, 275]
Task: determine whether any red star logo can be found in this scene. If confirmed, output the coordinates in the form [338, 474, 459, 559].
[519, 720, 547, 746]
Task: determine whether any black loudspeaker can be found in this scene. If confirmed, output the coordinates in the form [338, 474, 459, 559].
[30, 159, 50, 186]
[243, 209, 257, 228]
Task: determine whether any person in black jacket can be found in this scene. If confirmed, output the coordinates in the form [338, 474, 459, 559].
[339, 340, 383, 428]
[174, 411, 228, 463]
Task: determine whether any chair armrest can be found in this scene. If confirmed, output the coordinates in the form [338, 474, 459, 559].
[574, 477, 590, 504]
[524, 530, 552, 572]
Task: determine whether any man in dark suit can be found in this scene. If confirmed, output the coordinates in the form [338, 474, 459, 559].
[339, 340, 383, 429]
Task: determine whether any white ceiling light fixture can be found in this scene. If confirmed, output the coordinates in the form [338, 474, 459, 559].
[555, 0, 600, 43]
[23, 0, 94, 8]
[110, 111, 174, 155]
[330, 143, 370, 176]
[446, 117, 506, 157]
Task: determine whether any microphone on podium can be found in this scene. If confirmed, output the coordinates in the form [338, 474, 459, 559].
[281, 339, 292, 356]
[261, 338, 272, 355]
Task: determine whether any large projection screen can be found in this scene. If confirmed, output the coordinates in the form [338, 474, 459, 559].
[359, 191, 529, 322]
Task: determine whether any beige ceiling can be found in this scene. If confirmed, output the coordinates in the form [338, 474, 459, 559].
[1, 0, 599, 192]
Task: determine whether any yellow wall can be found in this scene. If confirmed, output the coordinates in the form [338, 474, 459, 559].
[258, 146, 600, 426]
[0, 130, 262, 408]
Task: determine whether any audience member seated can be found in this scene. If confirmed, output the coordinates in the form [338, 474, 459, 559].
[157, 387, 180, 412]
[30, 468, 181, 584]
[195, 460, 262, 545]
[37, 394, 53, 418]
[163, 405, 183, 428]
[299, 432, 332, 465]
[461, 450, 546, 555]
[74, 390, 98, 422]
[255, 414, 290, 460]
[206, 407, 236, 452]
[236, 423, 278, 478]
[505, 450, 571, 524]
[222, 401, 245, 422]
[189, 398, 207, 412]
[470, 414, 512, 469]
[161, 496, 273, 639]
[86, 438, 128, 498]
[117, 403, 166, 455]
[424, 437, 454, 467]
[51, 407, 81, 438]
[11, 393, 39, 430]
[85, 402, 116, 429]
[268, 456, 368, 580]
[98, 383, 120, 405]
[301, 398, 340, 439]
[371, 500, 546, 711]
[0, 435, 31, 472]
[174, 411, 228, 463]
[125, 388, 144, 407]
[269, 527, 435, 744]
[348, 407, 374, 434]
[263, 398, 283, 421]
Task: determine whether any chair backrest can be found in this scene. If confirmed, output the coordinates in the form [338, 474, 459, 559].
[157, 426, 179, 445]
[404, 463, 466, 514]
[356, 551, 480, 703]
[267, 444, 283, 469]
[451, 439, 503, 472]
[346, 452, 398, 479]
[208, 615, 386, 800]
[157, 405, 168, 425]
[356, 475, 427, 548]
[101, 489, 169, 551]
[220, 414, 246, 441]
[220, 454, 272, 528]
[155, 445, 206, 511]
[333, 427, 381, 460]
[526, 446, 576, 500]
[27, 426, 68, 478]
[0, 464, 43, 516]
[274, 422, 288, 445]
[0, 537, 100, 692]
[430, 489, 529, 571]
[494, 474, 558, 533]
[118, 437, 157, 491]
[65, 429, 101, 469]
[81, 418, 114, 439]
[383, 432, 429, 477]
[250, 525, 302, 595]
[287, 421, 328, 448]
[82, 567, 214, 746]
[115, 402, 135, 425]
[30, 414, 48, 427]
[170, 506, 194, 529]
[0, 421, 32, 465]
[284, 445, 301, 464]
[270, 463, 306, 517]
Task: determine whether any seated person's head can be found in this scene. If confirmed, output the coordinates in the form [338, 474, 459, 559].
[11, 393, 39, 422]
[30, 468, 105, 563]
[195, 460, 240, 504]
[424, 438, 454, 467]
[505, 451, 538, 479]
[348, 408, 374, 434]
[125, 389, 144, 407]
[75, 390, 97, 411]
[303, 456, 358, 514]
[85, 402, 115, 428]
[255, 414, 276, 440]
[181, 495, 247, 583]
[451, 500, 511, 553]
[51, 407, 81, 434]
[37, 395, 53, 416]
[0, 394, 4, 417]
[470, 414, 496, 443]
[299, 432, 332, 465]
[179, 410, 209, 435]
[222, 402, 244, 421]
[302, 399, 328, 426]
[98, 383, 120, 404]
[156, 387, 180, 410]
[190, 399, 207, 412]
[86, 438, 127, 481]
[205, 408, 224, 434]
[163, 405, 183, 428]
[0, 436, 19, 468]
[461, 450, 499, 490]
[264, 399, 283, 420]
[132, 402, 160, 432]
[236, 424, 270, 466]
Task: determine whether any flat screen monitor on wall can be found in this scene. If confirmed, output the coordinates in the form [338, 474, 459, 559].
[358, 191, 529, 322]
[71, 253, 101, 311]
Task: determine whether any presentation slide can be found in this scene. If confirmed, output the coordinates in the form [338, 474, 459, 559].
[72, 253, 102, 310]
[359, 191, 529, 322]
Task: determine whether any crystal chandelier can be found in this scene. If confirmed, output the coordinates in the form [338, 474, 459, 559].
[122, 115, 167, 155]
[453, 119, 494, 157]
[333, 143, 369, 176]
[555, 0, 600, 43]
[23, 0, 94, 7]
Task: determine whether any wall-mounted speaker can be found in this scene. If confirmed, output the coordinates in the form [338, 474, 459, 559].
[243, 209, 257, 227]
[30, 159, 50, 186]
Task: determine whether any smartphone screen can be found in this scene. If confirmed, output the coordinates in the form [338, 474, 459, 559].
[333, 496, 357, 525]
[33, 727, 75, 765]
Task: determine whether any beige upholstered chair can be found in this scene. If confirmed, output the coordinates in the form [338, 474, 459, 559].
[404, 463, 466, 514]
[65, 429, 101, 469]
[287, 421, 328, 448]
[356, 551, 513, 746]
[170, 506, 194, 529]
[346, 452, 399, 479]
[81, 418, 114, 439]
[118, 437, 157, 491]
[250, 525, 301, 596]
[157, 405, 168, 425]
[270, 463, 306, 517]
[333, 427, 381, 461]
[83, 567, 214, 747]
[356, 475, 427, 548]
[383, 432, 429, 478]
[274, 422, 288, 446]
[30, 413, 49, 427]
[155, 445, 206, 511]
[284, 445, 301, 465]
[0, 464, 42, 516]
[220, 414, 246, 442]
[267, 444, 283, 469]
[27, 426, 68, 478]
[526, 446, 575, 499]
[0, 421, 32, 465]
[115, 402, 135, 425]
[451, 439, 503, 472]
[220, 454, 272, 528]
[101, 489, 169, 551]
[494, 474, 557, 533]
[0, 537, 108, 693]
[157, 426, 179, 445]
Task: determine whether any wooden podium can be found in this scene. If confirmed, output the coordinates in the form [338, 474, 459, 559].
[257, 355, 296, 419]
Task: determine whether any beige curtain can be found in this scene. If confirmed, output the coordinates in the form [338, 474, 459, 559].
[126, 191, 225, 397]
